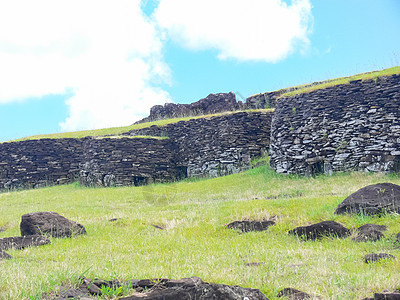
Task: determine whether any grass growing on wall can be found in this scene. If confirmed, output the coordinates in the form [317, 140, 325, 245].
[7, 109, 273, 143]
[1, 164, 400, 299]
[278, 66, 400, 98]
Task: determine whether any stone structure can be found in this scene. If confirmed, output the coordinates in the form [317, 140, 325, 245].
[0, 110, 272, 191]
[136, 92, 244, 124]
[270, 74, 400, 175]
[127, 111, 272, 178]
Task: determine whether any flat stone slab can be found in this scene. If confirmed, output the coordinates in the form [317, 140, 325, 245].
[335, 183, 400, 215]
[0, 235, 50, 250]
[364, 253, 395, 264]
[277, 287, 317, 299]
[288, 221, 350, 241]
[353, 224, 387, 242]
[20, 211, 86, 238]
[226, 220, 275, 233]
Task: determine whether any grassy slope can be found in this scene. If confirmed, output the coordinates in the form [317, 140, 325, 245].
[1, 165, 400, 299]
[7, 109, 273, 142]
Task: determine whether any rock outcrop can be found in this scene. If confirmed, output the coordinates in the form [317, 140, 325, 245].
[0, 235, 50, 250]
[226, 220, 275, 233]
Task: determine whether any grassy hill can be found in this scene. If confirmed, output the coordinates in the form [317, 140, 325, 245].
[1, 162, 400, 299]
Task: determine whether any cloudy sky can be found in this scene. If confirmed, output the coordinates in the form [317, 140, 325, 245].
[0, 0, 399, 141]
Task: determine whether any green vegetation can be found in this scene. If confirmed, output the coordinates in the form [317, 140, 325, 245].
[279, 66, 400, 98]
[6, 109, 273, 143]
[1, 164, 400, 299]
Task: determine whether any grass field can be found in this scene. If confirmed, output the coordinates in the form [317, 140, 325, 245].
[1, 163, 400, 299]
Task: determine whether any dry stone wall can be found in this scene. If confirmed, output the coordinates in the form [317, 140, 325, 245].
[0, 138, 84, 190]
[270, 74, 400, 175]
[79, 137, 179, 187]
[127, 111, 273, 178]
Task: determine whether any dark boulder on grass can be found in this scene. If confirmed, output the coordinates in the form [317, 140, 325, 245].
[353, 224, 387, 242]
[20, 212, 86, 238]
[120, 277, 269, 300]
[0, 235, 50, 250]
[373, 292, 400, 300]
[288, 221, 350, 241]
[364, 253, 395, 264]
[335, 183, 400, 216]
[0, 250, 12, 260]
[277, 287, 319, 299]
[226, 220, 275, 233]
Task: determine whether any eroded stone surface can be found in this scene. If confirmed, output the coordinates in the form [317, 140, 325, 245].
[335, 183, 400, 215]
[20, 212, 86, 238]
[288, 221, 350, 241]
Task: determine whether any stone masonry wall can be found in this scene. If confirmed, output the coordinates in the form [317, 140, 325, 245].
[127, 111, 273, 178]
[0, 138, 84, 190]
[79, 137, 179, 187]
[270, 74, 400, 175]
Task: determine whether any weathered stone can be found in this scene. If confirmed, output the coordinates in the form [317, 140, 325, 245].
[373, 292, 400, 300]
[353, 224, 386, 242]
[0, 235, 50, 250]
[136, 92, 243, 123]
[364, 253, 395, 263]
[0, 250, 12, 260]
[20, 212, 86, 238]
[226, 220, 275, 233]
[288, 221, 350, 241]
[335, 183, 400, 215]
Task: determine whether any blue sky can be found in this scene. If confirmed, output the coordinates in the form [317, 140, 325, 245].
[0, 0, 399, 142]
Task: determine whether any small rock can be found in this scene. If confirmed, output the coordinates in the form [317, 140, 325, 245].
[288, 221, 350, 241]
[373, 292, 400, 299]
[0, 250, 12, 260]
[364, 253, 395, 264]
[245, 262, 265, 267]
[353, 224, 386, 242]
[0, 235, 50, 250]
[277, 287, 317, 299]
[226, 220, 275, 233]
[20, 212, 86, 238]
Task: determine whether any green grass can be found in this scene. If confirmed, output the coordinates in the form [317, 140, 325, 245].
[6, 109, 273, 143]
[278, 66, 400, 98]
[1, 165, 400, 299]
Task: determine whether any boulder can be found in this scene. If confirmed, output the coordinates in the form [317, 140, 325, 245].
[277, 287, 317, 299]
[226, 220, 275, 233]
[119, 277, 268, 300]
[0, 235, 50, 250]
[20, 212, 86, 238]
[0, 250, 12, 260]
[335, 183, 400, 215]
[373, 293, 400, 300]
[288, 221, 350, 241]
[364, 253, 395, 264]
[353, 224, 387, 242]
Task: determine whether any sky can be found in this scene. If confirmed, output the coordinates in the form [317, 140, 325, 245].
[0, 0, 399, 142]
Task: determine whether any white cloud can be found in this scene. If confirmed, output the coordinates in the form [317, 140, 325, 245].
[0, 0, 171, 131]
[154, 0, 313, 62]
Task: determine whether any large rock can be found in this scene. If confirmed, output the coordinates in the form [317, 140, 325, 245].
[335, 183, 400, 215]
[288, 221, 350, 241]
[364, 253, 395, 264]
[120, 277, 268, 300]
[20, 212, 86, 238]
[226, 220, 275, 233]
[0, 235, 50, 250]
